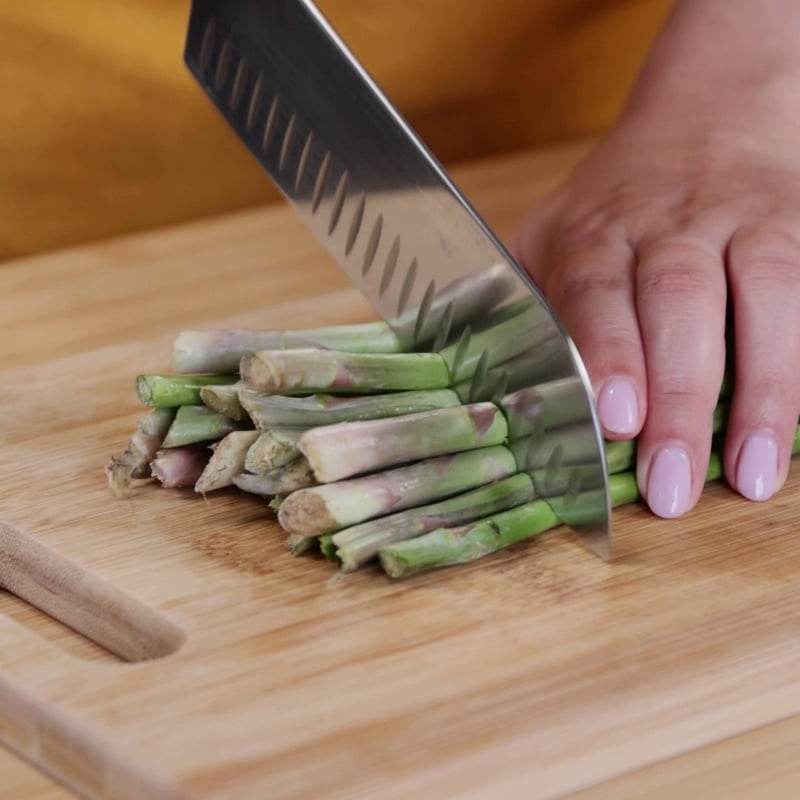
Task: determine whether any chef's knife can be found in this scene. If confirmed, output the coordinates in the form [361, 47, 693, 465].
[183, 0, 612, 559]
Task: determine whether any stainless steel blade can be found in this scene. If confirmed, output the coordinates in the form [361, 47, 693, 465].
[184, 0, 612, 559]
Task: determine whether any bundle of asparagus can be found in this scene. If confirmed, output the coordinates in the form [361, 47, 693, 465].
[107, 296, 799, 579]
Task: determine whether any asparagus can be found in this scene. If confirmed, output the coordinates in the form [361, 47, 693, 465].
[240, 349, 451, 395]
[299, 402, 508, 483]
[244, 429, 305, 475]
[238, 388, 461, 429]
[194, 430, 260, 493]
[200, 382, 246, 421]
[160, 406, 246, 448]
[278, 445, 518, 538]
[105, 407, 177, 497]
[332, 473, 536, 571]
[172, 321, 404, 373]
[378, 426, 800, 578]
[151, 445, 210, 489]
[135, 374, 238, 408]
[233, 458, 316, 497]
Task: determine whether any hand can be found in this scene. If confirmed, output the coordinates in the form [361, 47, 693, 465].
[510, 0, 800, 517]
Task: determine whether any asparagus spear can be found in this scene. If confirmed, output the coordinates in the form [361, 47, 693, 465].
[172, 321, 404, 373]
[151, 445, 210, 489]
[244, 429, 305, 475]
[194, 430, 260, 493]
[160, 406, 246, 448]
[200, 382, 246, 421]
[238, 388, 461, 429]
[278, 445, 518, 538]
[233, 458, 316, 497]
[135, 374, 238, 408]
[332, 473, 536, 571]
[378, 426, 800, 578]
[240, 349, 451, 395]
[299, 402, 508, 483]
[105, 407, 177, 497]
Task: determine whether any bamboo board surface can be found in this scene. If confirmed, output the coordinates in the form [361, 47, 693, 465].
[1, 142, 800, 800]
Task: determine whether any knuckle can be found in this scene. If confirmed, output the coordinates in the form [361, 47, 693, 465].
[729, 224, 800, 287]
[637, 241, 722, 300]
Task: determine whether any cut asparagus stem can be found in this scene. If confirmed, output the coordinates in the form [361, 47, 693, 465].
[151, 445, 210, 489]
[333, 473, 536, 572]
[437, 305, 552, 385]
[135, 374, 238, 408]
[240, 349, 451, 395]
[318, 533, 338, 562]
[105, 407, 177, 497]
[452, 338, 567, 403]
[278, 445, 518, 538]
[194, 430, 260, 493]
[172, 321, 404, 374]
[233, 458, 316, 496]
[395, 262, 516, 346]
[200, 382, 246, 421]
[500, 378, 589, 439]
[300, 402, 508, 483]
[244, 429, 305, 475]
[238, 388, 462, 429]
[161, 406, 246, 448]
[378, 428, 800, 579]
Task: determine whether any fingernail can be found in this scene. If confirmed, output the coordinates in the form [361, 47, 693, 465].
[736, 432, 778, 501]
[647, 446, 692, 518]
[598, 378, 638, 435]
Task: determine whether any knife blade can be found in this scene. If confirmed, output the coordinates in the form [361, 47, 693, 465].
[183, 0, 611, 559]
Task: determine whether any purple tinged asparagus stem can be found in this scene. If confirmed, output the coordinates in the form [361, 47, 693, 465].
[299, 402, 509, 483]
[151, 445, 210, 489]
[331, 473, 537, 571]
[278, 445, 518, 539]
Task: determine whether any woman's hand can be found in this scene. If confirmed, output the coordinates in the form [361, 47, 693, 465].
[511, 0, 800, 517]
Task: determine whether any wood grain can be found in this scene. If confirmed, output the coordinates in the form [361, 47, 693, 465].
[2, 143, 799, 799]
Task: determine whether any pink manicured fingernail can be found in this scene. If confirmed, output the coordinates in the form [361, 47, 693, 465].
[736, 432, 778, 501]
[598, 378, 638, 435]
[647, 446, 692, 518]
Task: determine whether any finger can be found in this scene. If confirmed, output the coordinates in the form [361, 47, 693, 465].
[634, 236, 728, 518]
[724, 224, 800, 501]
[536, 235, 646, 440]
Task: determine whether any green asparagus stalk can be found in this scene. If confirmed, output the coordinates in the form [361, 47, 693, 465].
[332, 473, 537, 571]
[151, 445, 210, 489]
[105, 407, 177, 497]
[161, 406, 246, 448]
[233, 458, 316, 497]
[194, 430, 260, 493]
[378, 426, 800, 578]
[437, 305, 551, 385]
[299, 402, 508, 483]
[172, 321, 404, 374]
[395, 263, 516, 345]
[278, 445, 518, 539]
[244, 429, 305, 475]
[135, 374, 238, 408]
[238, 388, 461, 429]
[240, 349, 451, 395]
[199, 382, 247, 421]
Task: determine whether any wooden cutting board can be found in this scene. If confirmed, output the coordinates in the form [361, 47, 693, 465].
[2, 142, 800, 800]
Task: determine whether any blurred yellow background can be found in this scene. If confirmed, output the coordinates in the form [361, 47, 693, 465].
[0, 0, 671, 262]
